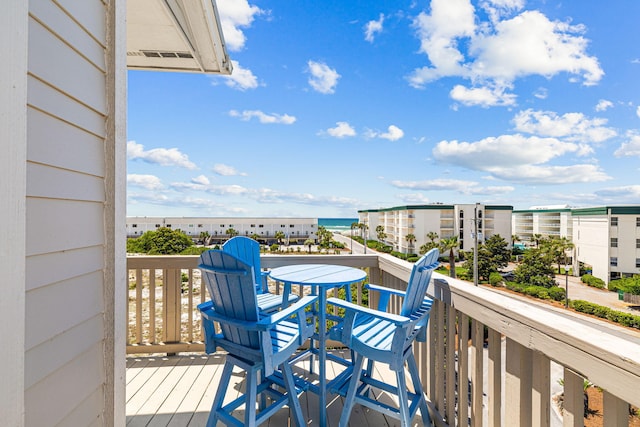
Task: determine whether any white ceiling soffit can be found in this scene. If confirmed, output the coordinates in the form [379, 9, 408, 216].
[127, 0, 233, 74]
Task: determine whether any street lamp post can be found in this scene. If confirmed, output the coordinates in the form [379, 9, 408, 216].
[564, 263, 570, 308]
[473, 203, 479, 286]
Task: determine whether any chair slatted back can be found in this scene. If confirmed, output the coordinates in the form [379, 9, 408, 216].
[222, 236, 263, 291]
[199, 250, 261, 349]
[400, 248, 439, 318]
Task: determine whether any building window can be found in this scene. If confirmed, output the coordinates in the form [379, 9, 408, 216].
[166, 224, 172, 228]
[220, 224, 225, 228]
[611, 217, 618, 226]
[290, 224, 295, 228]
[155, 224, 161, 228]
[610, 257, 618, 267]
[637, 239, 640, 249]
[250, 224, 255, 228]
[611, 238, 618, 248]
[636, 259, 640, 269]
[459, 210, 464, 218]
[132, 224, 137, 228]
[198, 224, 203, 228]
[281, 224, 286, 228]
[259, 224, 264, 228]
[637, 217, 640, 227]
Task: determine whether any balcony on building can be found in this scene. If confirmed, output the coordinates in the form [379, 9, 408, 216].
[126, 251, 640, 426]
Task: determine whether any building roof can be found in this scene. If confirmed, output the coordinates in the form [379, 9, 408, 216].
[127, 0, 232, 74]
[358, 204, 513, 213]
[571, 205, 640, 216]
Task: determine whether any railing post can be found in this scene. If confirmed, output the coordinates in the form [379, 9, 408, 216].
[563, 368, 584, 427]
[487, 328, 502, 427]
[603, 390, 629, 427]
[163, 268, 182, 346]
[471, 318, 484, 427]
[505, 337, 532, 427]
[532, 352, 550, 427]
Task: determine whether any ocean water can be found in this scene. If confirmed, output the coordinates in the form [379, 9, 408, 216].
[318, 218, 358, 233]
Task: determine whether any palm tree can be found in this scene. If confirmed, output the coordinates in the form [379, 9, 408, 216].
[304, 238, 314, 254]
[274, 231, 286, 245]
[511, 234, 520, 247]
[405, 233, 416, 253]
[249, 233, 260, 241]
[226, 228, 239, 240]
[375, 225, 386, 241]
[426, 231, 439, 243]
[439, 236, 459, 278]
[533, 233, 543, 247]
[199, 231, 211, 246]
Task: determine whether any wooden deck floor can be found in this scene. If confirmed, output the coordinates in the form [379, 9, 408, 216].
[126, 350, 410, 427]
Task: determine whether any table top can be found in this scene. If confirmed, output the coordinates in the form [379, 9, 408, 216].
[268, 264, 366, 287]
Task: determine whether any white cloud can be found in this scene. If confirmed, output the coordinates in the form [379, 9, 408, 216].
[391, 178, 514, 195]
[364, 14, 384, 42]
[450, 84, 516, 107]
[397, 193, 431, 204]
[223, 61, 259, 91]
[307, 61, 341, 94]
[192, 175, 210, 185]
[513, 109, 617, 144]
[595, 99, 613, 112]
[216, 0, 263, 52]
[637, 106, 640, 118]
[326, 122, 356, 138]
[127, 174, 164, 190]
[367, 125, 405, 141]
[595, 185, 640, 200]
[212, 164, 247, 176]
[533, 87, 548, 99]
[408, 3, 603, 105]
[487, 164, 610, 184]
[614, 131, 640, 157]
[127, 141, 197, 170]
[433, 134, 578, 169]
[229, 109, 296, 124]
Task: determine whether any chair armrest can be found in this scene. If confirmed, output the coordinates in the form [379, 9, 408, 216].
[327, 297, 410, 326]
[197, 302, 263, 331]
[365, 283, 407, 298]
[257, 295, 317, 328]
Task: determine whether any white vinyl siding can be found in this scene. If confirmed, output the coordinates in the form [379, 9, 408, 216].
[24, 1, 110, 425]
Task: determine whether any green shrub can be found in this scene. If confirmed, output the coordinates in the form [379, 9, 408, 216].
[407, 256, 420, 263]
[524, 286, 549, 299]
[548, 286, 566, 302]
[608, 275, 640, 295]
[570, 300, 640, 330]
[581, 274, 605, 289]
[489, 272, 503, 287]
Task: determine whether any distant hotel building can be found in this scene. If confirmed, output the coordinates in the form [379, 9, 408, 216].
[512, 205, 573, 244]
[126, 217, 318, 244]
[513, 205, 640, 283]
[358, 204, 513, 254]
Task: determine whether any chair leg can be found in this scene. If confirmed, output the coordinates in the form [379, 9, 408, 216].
[244, 366, 258, 427]
[396, 369, 411, 427]
[339, 353, 365, 427]
[407, 353, 431, 426]
[282, 362, 304, 427]
[207, 360, 234, 427]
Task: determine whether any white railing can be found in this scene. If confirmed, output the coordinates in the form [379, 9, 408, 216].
[126, 253, 640, 426]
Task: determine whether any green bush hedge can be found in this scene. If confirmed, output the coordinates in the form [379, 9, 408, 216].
[608, 275, 640, 295]
[570, 300, 640, 329]
[489, 272, 502, 287]
[581, 274, 605, 289]
[506, 282, 566, 302]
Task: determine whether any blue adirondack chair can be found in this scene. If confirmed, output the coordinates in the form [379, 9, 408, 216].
[197, 250, 317, 427]
[222, 236, 297, 312]
[328, 248, 439, 427]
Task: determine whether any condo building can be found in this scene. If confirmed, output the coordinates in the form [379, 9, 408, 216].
[358, 204, 513, 254]
[127, 217, 318, 244]
[512, 206, 573, 245]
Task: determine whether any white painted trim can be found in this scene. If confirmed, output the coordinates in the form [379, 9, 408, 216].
[0, 1, 27, 424]
[104, 0, 127, 424]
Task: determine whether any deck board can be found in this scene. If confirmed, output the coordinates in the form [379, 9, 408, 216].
[126, 352, 420, 426]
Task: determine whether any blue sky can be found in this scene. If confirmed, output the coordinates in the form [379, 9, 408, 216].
[127, 0, 640, 218]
